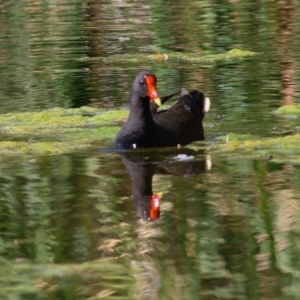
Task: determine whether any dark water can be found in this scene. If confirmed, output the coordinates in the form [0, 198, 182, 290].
[1, 0, 300, 299]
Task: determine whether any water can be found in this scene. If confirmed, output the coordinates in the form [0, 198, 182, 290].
[1, 0, 300, 299]
[2, 151, 300, 299]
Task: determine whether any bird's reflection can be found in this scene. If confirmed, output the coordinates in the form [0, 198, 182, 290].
[121, 149, 211, 221]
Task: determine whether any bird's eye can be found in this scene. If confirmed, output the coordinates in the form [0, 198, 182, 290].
[139, 80, 144, 85]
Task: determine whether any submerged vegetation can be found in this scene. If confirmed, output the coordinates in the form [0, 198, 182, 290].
[0, 102, 299, 161]
[274, 104, 300, 119]
[0, 106, 127, 155]
[96, 49, 257, 64]
[220, 133, 300, 161]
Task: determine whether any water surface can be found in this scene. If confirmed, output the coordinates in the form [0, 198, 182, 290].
[1, 0, 300, 299]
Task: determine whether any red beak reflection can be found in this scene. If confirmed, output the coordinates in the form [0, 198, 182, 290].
[149, 192, 162, 221]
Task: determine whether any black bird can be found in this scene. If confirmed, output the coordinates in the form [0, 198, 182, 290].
[115, 71, 210, 149]
[153, 88, 210, 145]
[150, 89, 181, 114]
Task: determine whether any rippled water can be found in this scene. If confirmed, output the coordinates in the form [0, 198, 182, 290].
[1, 0, 300, 299]
[2, 150, 300, 299]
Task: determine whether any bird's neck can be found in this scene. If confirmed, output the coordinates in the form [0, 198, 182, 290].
[128, 94, 153, 123]
[132, 166, 154, 198]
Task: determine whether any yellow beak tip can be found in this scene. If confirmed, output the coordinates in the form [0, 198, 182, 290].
[154, 97, 162, 106]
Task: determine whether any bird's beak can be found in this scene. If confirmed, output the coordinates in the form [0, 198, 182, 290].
[145, 75, 162, 106]
[153, 97, 162, 106]
[149, 192, 162, 221]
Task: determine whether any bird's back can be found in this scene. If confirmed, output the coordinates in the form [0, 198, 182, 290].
[153, 89, 208, 145]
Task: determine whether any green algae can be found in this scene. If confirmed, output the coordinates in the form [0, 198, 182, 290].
[89, 49, 257, 65]
[0, 106, 299, 159]
[0, 48, 259, 156]
[215, 133, 300, 163]
[274, 104, 300, 118]
[0, 107, 128, 155]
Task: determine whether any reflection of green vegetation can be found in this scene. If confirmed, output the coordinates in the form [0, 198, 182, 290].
[0, 154, 132, 299]
[0, 261, 133, 299]
[0, 1, 87, 111]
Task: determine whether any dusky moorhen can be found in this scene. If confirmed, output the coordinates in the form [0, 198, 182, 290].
[115, 71, 210, 149]
[152, 88, 210, 146]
